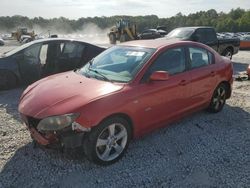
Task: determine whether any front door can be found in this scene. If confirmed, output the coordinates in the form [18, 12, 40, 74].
[18, 43, 42, 84]
[57, 42, 86, 72]
[134, 47, 192, 133]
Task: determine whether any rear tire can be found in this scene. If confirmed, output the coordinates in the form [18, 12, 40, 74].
[0, 70, 17, 90]
[83, 117, 132, 165]
[207, 83, 227, 113]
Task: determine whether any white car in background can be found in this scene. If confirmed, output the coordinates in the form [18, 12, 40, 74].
[0, 38, 4, 46]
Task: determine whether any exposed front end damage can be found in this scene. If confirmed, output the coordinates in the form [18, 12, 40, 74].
[20, 114, 90, 149]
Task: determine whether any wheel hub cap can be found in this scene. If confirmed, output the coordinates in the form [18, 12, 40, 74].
[96, 123, 128, 161]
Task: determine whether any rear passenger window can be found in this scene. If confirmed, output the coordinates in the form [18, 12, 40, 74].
[189, 47, 209, 68]
[208, 51, 214, 64]
[194, 29, 206, 43]
[62, 42, 85, 58]
[147, 47, 186, 75]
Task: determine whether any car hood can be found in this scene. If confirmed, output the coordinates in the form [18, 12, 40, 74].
[19, 71, 125, 118]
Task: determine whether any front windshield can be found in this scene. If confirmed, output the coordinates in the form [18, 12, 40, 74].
[3, 42, 34, 57]
[166, 28, 194, 39]
[79, 46, 155, 83]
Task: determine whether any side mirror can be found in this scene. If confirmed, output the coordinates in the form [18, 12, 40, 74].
[149, 71, 169, 81]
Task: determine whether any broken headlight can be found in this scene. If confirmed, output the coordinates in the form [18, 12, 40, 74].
[37, 113, 80, 132]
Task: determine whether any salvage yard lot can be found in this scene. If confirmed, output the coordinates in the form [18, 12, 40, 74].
[0, 44, 250, 187]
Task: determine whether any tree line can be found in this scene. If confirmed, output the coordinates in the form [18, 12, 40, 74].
[0, 8, 249, 34]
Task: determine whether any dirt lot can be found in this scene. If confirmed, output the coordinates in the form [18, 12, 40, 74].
[0, 43, 250, 187]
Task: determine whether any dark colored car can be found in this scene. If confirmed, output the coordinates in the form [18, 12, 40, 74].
[0, 38, 105, 90]
[19, 39, 233, 165]
[139, 29, 167, 40]
[166, 27, 240, 59]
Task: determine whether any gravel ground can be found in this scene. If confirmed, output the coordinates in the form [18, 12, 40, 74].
[0, 43, 250, 187]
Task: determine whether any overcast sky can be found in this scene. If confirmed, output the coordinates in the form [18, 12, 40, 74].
[0, 0, 249, 19]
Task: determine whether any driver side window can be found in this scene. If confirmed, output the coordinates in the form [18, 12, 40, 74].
[143, 47, 186, 81]
[24, 43, 41, 59]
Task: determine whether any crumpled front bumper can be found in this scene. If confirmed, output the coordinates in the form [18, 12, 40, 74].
[29, 127, 51, 145]
[20, 114, 86, 149]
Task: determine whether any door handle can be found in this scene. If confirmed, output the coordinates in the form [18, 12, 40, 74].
[210, 71, 216, 77]
[179, 80, 188, 86]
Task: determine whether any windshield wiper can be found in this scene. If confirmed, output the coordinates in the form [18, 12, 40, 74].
[88, 67, 112, 82]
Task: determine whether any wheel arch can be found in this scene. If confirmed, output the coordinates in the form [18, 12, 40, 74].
[218, 81, 231, 99]
[0, 69, 19, 85]
[98, 113, 134, 139]
[227, 46, 234, 53]
[223, 46, 234, 55]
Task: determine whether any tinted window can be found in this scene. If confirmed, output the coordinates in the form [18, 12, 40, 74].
[62, 42, 85, 58]
[4, 42, 33, 57]
[208, 51, 214, 64]
[143, 30, 152, 34]
[167, 28, 194, 39]
[23, 43, 41, 59]
[206, 29, 217, 42]
[195, 29, 206, 43]
[189, 47, 209, 68]
[146, 47, 186, 76]
[39, 44, 48, 65]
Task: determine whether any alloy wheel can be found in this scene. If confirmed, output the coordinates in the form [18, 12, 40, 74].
[95, 123, 128, 161]
[212, 86, 226, 111]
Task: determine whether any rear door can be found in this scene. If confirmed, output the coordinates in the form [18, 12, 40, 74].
[187, 46, 217, 108]
[57, 41, 86, 72]
[40, 41, 62, 76]
[80, 45, 104, 67]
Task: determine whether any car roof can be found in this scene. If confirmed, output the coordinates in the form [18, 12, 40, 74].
[174, 26, 214, 30]
[31, 38, 107, 48]
[118, 38, 185, 49]
[143, 29, 157, 32]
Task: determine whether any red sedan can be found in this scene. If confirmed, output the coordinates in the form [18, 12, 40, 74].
[18, 39, 233, 165]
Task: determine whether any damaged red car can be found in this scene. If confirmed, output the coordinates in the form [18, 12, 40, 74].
[19, 39, 233, 165]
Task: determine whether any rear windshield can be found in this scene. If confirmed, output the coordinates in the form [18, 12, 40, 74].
[166, 28, 194, 39]
[3, 42, 34, 57]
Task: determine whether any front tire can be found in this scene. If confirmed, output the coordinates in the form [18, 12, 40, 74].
[207, 83, 227, 113]
[84, 117, 132, 165]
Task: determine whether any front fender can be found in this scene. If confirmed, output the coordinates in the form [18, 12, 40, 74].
[0, 57, 20, 79]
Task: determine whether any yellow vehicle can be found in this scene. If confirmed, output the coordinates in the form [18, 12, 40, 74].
[108, 19, 138, 44]
[12, 27, 35, 41]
